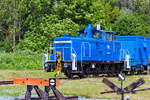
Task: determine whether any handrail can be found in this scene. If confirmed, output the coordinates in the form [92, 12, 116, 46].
[120, 49, 130, 60]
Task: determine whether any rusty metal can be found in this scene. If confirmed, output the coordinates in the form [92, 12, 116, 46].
[15, 95, 78, 100]
[25, 85, 33, 99]
[52, 87, 66, 100]
[24, 85, 76, 100]
[34, 86, 45, 99]
[124, 78, 145, 92]
[130, 87, 150, 92]
[24, 84, 66, 100]
[101, 90, 115, 94]
[101, 87, 150, 94]
[0, 80, 13, 85]
[103, 78, 121, 92]
[101, 78, 149, 95]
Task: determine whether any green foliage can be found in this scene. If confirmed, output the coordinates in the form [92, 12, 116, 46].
[0, 0, 149, 52]
[117, 0, 149, 14]
[0, 42, 12, 52]
[0, 50, 43, 69]
[17, 15, 80, 51]
[113, 13, 149, 36]
[88, 0, 120, 30]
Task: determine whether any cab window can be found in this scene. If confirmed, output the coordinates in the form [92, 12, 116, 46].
[93, 32, 102, 39]
[105, 32, 113, 41]
[78, 32, 85, 37]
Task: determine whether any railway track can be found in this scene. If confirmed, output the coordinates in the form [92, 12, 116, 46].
[0, 80, 13, 85]
[0, 72, 148, 85]
[58, 72, 149, 80]
[15, 95, 78, 100]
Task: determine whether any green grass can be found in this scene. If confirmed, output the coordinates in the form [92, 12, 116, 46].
[0, 50, 43, 70]
[0, 70, 150, 100]
[0, 51, 150, 99]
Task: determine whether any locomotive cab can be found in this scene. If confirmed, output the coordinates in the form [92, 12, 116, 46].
[78, 24, 114, 42]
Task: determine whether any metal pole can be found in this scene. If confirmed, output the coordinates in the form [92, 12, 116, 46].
[121, 80, 124, 100]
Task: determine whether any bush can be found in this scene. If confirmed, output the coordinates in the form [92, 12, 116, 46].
[0, 50, 43, 70]
[112, 13, 149, 36]
[0, 42, 12, 52]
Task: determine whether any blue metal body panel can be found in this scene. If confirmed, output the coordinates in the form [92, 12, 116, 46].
[50, 24, 149, 70]
[50, 24, 121, 62]
[52, 36, 121, 62]
[116, 36, 149, 66]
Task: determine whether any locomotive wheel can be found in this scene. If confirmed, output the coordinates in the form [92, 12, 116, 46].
[67, 73, 73, 78]
[64, 67, 74, 78]
[123, 71, 128, 75]
[130, 71, 134, 75]
[107, 73, 113, 77]
[45, 68, 50, 72]
[44, 63, 50, 72]
[78, 73, 88, 78]
[137, 71, 142, 75]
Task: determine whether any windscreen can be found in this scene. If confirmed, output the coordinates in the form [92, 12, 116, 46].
[105, 32, 113, 41]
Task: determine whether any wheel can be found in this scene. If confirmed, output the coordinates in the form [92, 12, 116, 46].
[66, 73, 73, 78]
[130, 71, 134, 75]
[44, 63, 50, 72]
[78, 72, 88, 78]
[107, 73, 113, 77]
[123, 71, 128, 75]
[64, 67, 74, 78]
[137, 71, 142, 75]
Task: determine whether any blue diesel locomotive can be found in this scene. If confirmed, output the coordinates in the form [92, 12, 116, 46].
[44, 24, 150, 78]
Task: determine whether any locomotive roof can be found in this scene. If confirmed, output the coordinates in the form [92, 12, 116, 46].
[54, 24, 115, 41]
[77, 29, 114, 34]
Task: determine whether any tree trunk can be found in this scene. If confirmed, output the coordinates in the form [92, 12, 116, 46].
[118, 0, 121, 10]
[13, 0, 16, 51]
[13, 21, 16, 49]
[18, 20, 21, 41]
[149, 0, 150, 56]
[18, 0, 21, 41]
[126, 0, 129, 9]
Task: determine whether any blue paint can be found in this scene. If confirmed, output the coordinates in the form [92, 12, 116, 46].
[50, 24, 149, 70]
[116, 36, 149, 67]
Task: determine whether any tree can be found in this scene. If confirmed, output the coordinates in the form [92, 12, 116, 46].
[87, 0, 120, 30]
[0, 0, 148, 52]
[0, 0, 23, 51]
[116, 0, 149, 14]
[52, 0, 93, 25]
[113, 13, 149, 36]
[17, 16, 80, 52]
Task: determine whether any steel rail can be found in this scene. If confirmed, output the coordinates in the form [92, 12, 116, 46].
[14, 95, 78, 100]
[0, 80, 13, 85]
[101, 88, 150, 94]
